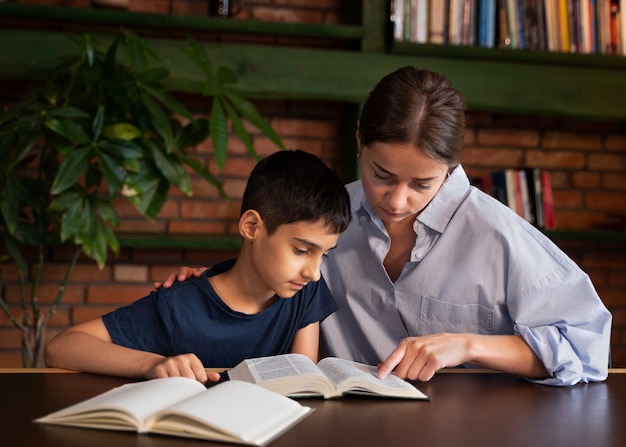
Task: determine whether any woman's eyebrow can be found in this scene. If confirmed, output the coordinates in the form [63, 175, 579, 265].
[372, 161, 440, 182]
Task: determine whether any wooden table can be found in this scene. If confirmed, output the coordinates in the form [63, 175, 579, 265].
[1, 368, 625, 447]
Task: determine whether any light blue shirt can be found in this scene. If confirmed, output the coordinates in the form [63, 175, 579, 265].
[320, 165, 612, 386]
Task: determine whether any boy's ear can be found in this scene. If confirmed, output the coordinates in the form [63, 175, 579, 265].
[239, 209, 263, 241]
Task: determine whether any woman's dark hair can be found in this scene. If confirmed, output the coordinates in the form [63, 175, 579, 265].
[241, 150, 351, 235]
[358, 66, 467, 169]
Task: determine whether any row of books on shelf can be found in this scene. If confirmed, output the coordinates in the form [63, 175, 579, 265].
[391, 0, 626, 55]
[473, 168, 556, 229]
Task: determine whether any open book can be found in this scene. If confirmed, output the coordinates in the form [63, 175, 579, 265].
[35, 377, 312, 446]
[228, 354, 429, 400]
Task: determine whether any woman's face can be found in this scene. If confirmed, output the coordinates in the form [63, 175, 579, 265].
[359, 141, 449, 226]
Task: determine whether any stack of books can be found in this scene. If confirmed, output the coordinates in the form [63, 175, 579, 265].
[473, 168, 556, 229]
[390, 0, 626, 55]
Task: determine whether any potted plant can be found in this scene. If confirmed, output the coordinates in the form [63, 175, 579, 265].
[0, 31, 283, 367]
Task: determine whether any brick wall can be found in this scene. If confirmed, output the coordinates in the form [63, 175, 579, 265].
[1, 0, 625, 368]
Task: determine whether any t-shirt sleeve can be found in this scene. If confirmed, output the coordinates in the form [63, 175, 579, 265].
[102, 290, 174, 354]
[297, 276, 338, 329]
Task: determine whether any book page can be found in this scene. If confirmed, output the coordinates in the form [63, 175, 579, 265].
[149, 380, 313, 445]
[228, 354, 337, 398]
[317, 357, 428, 399]
[35, 377, 206, 431]
[232, 353, 327, 383]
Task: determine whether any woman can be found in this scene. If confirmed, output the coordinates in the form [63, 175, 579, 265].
[160, 67, 611, 386]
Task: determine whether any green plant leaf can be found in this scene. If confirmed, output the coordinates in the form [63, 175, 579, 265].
[92, 105, 105, 140]
[86, 220, 112, 269]
[176, 118, 210, 149]
[0, 181, 18, 235]
[95, 199, 120, 227]
[142, 178, 169, 220]
[98, 139, 144, 159]
[224, 90, 285, 149]
[183, 37, 214, 84]
[45, 118, 92, 146]
[80, 33, 95, 67]
[59, 196, 85, 242]
[210, 98, 229, 171]
[1, 233, 28, 271]
[97, 151, 126, 196]
[102, 123, 142, 141]
[179, 152, 228, 200]
[123, 32, 159, 73]
[51, 146, 91, 195]
[141, 92, 173, 152]
[216, 66, 237, 86]
[137, 67, 169, 84]
[49, 191, 83, 212]
[223, 100, 258, 162]
[123, 171, 167, 219]
[147, 141, 192, 195]
[139, 83, 194, 121]
[47, 107, 90, 119]
[121, 158, 142, 173]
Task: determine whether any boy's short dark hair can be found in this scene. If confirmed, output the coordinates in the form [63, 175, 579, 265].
[241, 150, 351, 235]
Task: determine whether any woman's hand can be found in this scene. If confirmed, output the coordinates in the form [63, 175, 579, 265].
[377, 333, 548, 381]
[154, 266, 208, 289]
[377, 333, 469, 381]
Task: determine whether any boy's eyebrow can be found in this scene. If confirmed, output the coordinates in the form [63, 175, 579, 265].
[293, 237, 337, 251]
[372, 161, 440, 182]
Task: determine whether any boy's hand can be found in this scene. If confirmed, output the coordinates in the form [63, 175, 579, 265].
[147, 353, 221, 383]
[154, 266, 208, 289]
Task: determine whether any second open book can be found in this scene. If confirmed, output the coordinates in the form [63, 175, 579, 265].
[228, 353, 429, 400]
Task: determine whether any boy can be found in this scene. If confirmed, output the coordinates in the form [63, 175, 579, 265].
[44, 150, 351, 383]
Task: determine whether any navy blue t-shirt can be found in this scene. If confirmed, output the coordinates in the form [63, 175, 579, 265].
[102, 259, 337, 368]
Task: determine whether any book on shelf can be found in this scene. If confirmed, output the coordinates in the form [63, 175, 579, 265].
[228, 353, 429, 400]
[389, 0, 625, 55]
[35, 377, 312, 446]
[485, 168, 555, 229]
[541, 169, 556, 229]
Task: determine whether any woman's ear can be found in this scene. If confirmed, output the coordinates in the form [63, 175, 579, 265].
[239, 209, 263, 241]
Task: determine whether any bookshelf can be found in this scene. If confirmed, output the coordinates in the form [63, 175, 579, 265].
[0, 1, 624, 246]
[0, 1, 625, 120]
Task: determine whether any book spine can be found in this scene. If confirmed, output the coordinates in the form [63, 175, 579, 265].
[622, 0, 626, 54]
[507, 0, 520, 47]
[526, 168, 545, 228]
[478, 0, 497, 46]
[518, 169, 532, 222]
[491, 171, 508, 205]
[588, 0, 598, 53]
[416, 0, 429, 43]
[608, 0, 620, 54]
[541, 171, 556, 229]
[535, 0, 549, 50]
[392, 0, 405, 42]
[558, 0, 571, 51]
[498, 0, 513, 46]
[505, 169, 520, 215]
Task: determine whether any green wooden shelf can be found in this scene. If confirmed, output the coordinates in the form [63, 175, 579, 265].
[0, 3, 364, 39]
[1, 3, 625, 120]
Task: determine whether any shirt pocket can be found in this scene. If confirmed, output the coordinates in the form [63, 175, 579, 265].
[417, 295, 495, 335]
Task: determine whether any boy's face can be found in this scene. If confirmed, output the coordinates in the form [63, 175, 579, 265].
[251, 219, 339, 299]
